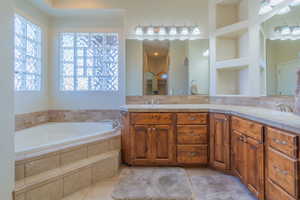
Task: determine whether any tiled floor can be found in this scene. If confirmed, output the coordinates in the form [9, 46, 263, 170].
[62, 166, 256, 200]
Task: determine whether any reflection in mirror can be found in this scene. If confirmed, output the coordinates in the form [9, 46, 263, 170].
[126, 39, 209, 96]
[261, 5, 300, 96]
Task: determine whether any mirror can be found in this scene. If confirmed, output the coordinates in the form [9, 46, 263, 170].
[126, 39, 210, 96]
[261, 5, 300, 96]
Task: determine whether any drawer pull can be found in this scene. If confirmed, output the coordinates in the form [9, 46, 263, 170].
[273, 165, 288, 176]
[188, 152, 198, 156]
[273, 138, 288, 145]
[189, 117, 197, 121]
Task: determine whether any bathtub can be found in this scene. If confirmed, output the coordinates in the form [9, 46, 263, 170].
[15, 121, 119, 158]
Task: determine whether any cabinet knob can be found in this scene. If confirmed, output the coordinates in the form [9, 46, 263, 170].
[272, 138, 288, 145]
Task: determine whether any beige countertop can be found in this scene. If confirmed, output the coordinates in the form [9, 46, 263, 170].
[121, 104, 300, 134]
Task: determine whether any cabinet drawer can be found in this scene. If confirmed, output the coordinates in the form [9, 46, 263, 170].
[130, 113, 173, 124]
[266, 179, 296, 200]
[267, 127, 298, 158]
[231, 116, 263, 142]
[177, 113, 208, 125]
[267, 148, 298, 197]
[177, 125, 208, 144]
[177, 145, 208, 164]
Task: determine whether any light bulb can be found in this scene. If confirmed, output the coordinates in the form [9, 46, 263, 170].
[290, 0, 300, 6]
[158, 27, 167, 35]
[259, 3, 272, 15]
[169, 27, 177, 35]
[192, 27, 201, 35]
[269, 0, 285, 6]
[135, 26, 143, 35]
[203, 49, 209, 57]
[181, 27, 189, 35]
[147, 27, 154, 35]
[281, 26, 291, 35]
[277, 6, 291, 15]
[292, 26, 300, 35]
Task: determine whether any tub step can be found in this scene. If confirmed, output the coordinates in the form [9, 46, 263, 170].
[14, 150, 120, 200]
[15, 134, 120, 182]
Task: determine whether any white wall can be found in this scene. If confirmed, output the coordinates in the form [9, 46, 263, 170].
[34, 0, 209, 38]
[0, 0, 15, 199]
[126, 39, 143, 96]
[49, 12, 126, 110]
[14, 0, 51, 114]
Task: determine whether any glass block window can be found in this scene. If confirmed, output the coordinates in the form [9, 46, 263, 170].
[14, 14, 42, 91]
[60, 32, 119, 91]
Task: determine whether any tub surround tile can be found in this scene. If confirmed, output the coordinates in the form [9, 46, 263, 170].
[63, 167, 92, 197]
[48, 110, 120, 123]
[60, 146, 88, 167]
[15, 151, 120, 200]
[25, 154, 60, 177]
[15, 111, 49, 131]
[15, 164, 25, 181]
[91, 156, 119, 183]
[87, 140, 110, 158]
[15, 193, 25, 200]
[26, 179, 63, 200]
[15, 109, 121, 131]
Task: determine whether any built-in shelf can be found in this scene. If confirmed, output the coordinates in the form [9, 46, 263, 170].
[216, 57, 249, 69]
[216, 20, 248, 38]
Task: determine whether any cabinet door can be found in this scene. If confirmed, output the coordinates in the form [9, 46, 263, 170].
[210, 113, 230, 170]
[131, 125, 151, 164]
[152, 125, 175, 164]
[245, 137, 264, 200]
[231, 130, 246, 181]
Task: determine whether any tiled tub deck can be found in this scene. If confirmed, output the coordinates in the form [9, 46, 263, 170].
[14, 122, 121, 200]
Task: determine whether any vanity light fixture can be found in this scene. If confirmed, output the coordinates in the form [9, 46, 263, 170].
[269, 0, 285, 6]
[203, 49, 209, 57]
[181, 27, 189, 35]
[281, 26, 291, 35]
[133, 25, 201, 40]
[192, 27, 201, 35]
[159, 27, 167, 35]
[272, 26, 300, 40]
[292, 26, 300, 35]
[135, 26, 143, 35]
[291, 0, 300, 6]
[259, 0, 273, 15]
[277, 6, 291, 15]
[147, 26, 155, 35]
[169, 27, 177, 35]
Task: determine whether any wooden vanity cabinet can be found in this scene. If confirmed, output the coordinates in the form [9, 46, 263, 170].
[176, 113, 209, 165]
[209, 113, 230, 171]
[266, 127, 299, 200]
[130, 113, 175, 165]
[231, 116, 265, 200]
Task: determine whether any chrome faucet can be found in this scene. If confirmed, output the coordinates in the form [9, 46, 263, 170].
[276, 104, 294, 113]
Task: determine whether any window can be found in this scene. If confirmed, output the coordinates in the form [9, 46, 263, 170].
[14, 14, 42, 91]
[60, 32, 119, 91]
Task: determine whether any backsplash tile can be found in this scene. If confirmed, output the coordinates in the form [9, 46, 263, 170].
[15, 111, 49, 131]
[15, 110, 121, 131]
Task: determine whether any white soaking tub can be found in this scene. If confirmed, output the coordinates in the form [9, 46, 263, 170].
[15, 121, 119, 157]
